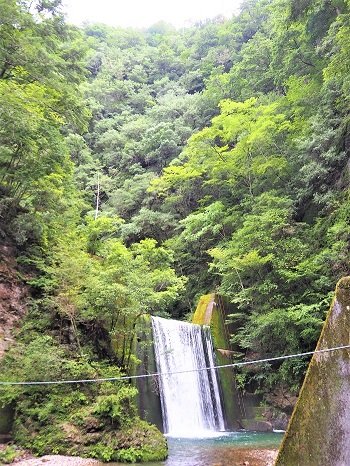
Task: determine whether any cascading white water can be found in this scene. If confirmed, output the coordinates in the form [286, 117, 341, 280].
[151, 316, 225, 437]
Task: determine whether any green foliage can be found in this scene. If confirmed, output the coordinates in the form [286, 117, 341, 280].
[0, 0, 89, 257]
[115, 447, 143, 463]
[0, 445, 21, 464]
[94, 386, 138, 427]
[47, 218, 186, 366]
[145, 0, 350, 392]
[89, 444, 115, 462]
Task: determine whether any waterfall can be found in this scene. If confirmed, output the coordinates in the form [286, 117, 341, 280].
[151, 316, 225, 437]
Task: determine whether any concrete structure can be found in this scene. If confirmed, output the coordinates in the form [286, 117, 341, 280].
[275, 277, 350, 466]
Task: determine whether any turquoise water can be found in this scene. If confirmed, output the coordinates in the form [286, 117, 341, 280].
[99, 431, 283, 466]
[106, 432, 283, 466]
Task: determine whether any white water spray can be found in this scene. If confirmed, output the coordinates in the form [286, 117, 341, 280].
[151, 316, 225, 437]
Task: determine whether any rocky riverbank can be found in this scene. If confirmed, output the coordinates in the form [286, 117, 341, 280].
[0, 441, 279, 466]
[12, 455, 100, 466]
[0, 445, 103, 466]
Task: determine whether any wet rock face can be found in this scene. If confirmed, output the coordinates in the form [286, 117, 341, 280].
[262, 407, 289, 431]
[0, 244, 28, 360]
[241, 420, 273, 432]
[275, 277, 350, 466]
[264, 388, 297, 416]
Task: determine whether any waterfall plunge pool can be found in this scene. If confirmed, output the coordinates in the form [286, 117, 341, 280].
[99, 431, 283, 466]
[159, 431, 283, 466]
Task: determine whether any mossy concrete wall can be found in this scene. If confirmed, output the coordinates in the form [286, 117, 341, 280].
[193, 294, 243, 430]
[192, 294, 216, 326]
[275, 277, 350, 466]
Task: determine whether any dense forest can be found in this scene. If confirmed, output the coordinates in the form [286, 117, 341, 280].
[0, 0, 350, 461]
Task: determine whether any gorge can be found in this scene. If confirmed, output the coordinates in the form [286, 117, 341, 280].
[1, 0, 350, 463]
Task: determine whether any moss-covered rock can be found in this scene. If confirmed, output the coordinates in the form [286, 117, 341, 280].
[275, 277, 350, 466]
[13, 393, 167, 463]
[0, 328, 168, 463]
[113, 419, 167, 462]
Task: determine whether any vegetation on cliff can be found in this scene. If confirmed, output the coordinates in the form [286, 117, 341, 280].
[0, 0, 350, 458]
